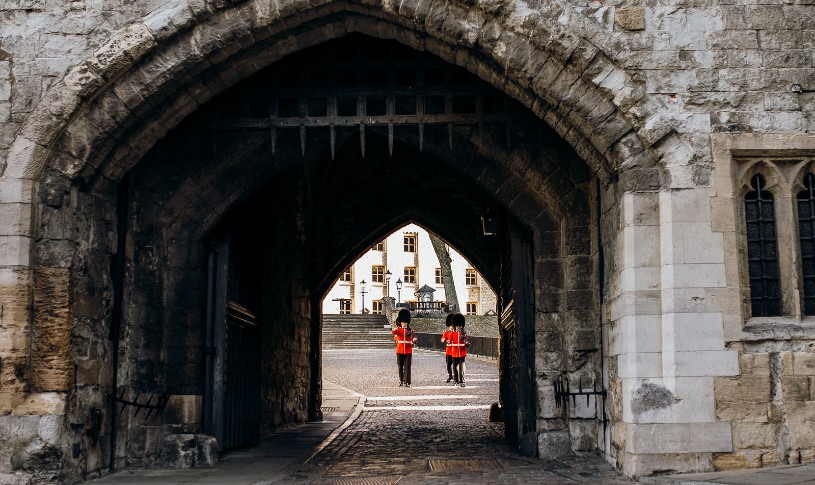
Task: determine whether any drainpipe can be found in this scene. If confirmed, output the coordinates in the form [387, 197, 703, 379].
[108, 173, 130, 472]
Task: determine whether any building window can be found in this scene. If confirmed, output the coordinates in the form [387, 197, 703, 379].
[466, 302, 477, 315]
[339, 300, 351, 314]
[435, 268, 443, 285]
[340, 268, 351, 282]
[372, 241, 385, 251]
[798, 173, 815, 315]
[730, 155, 815, 321]
[465, 268, 477, 286]
[404, 266, 416, 284]
[372, 300, 383, 314]
[372, 265, 385, 283]
[745, 174, 780, 317]
[404, 234, 416, 252]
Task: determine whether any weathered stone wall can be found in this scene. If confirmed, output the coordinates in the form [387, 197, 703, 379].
[0, 0, 813, 482]
[714, 350, 815, 469]
[708, 134, 815, 471]
[258, 169, 313, 433]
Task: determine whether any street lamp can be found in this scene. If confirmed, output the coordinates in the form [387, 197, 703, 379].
[385, 269, 392, 296]
[360, 279, 367, 314]
[395, 277, 403, 306]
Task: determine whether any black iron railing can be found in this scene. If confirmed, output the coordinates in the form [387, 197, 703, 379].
[415, 333, 498, 359]
[407, 302, 448, 312]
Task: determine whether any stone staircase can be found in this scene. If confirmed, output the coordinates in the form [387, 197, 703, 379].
[321, 314, 394, 349]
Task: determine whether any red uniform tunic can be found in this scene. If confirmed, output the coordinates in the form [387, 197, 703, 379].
[392, 327, 417, 354]
[443, 330, 453, 356]
[450, 330, 469, 358]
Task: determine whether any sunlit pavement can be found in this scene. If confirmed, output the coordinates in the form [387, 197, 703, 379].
[286, 349, 632, 484]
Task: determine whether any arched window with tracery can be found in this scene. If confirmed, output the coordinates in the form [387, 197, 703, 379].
[745, 174, 781, 316]
[797, 173, 815, 315]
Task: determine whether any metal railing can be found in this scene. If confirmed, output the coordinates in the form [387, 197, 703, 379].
[415, 333, 498, 359]
[407, 302, 448, 312]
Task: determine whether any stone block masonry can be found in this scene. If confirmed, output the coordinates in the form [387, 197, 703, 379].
[715, 350, 815, 468]
[0, 0, 812, 482]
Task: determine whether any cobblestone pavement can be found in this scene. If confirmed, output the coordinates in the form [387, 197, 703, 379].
[285, 349, 632, 484]
[86, 348, 815, 485]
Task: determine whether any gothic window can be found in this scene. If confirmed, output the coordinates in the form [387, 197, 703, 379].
[339, 300, 351, 314]
[466, 302, 477, 315]
[798, 173, 815, 315]
[372, 241, 385, 251]
[339, 268, 351, 282]
[435, 268, 443, 285]
[372, 300, 383, 314]
[745, 174, 781, 317]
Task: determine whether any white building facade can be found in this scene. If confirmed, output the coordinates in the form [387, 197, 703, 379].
[322, 224, 496, 315]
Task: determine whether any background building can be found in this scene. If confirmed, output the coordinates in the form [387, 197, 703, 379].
[322, 224, 497, 315]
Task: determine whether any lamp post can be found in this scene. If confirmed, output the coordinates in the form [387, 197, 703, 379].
[396, 277, 403, 306]
[360, 279, 367, 314]
[385, 269, 392, 296]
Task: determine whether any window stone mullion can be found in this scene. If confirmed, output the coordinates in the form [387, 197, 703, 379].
[775, 188, 801, 317]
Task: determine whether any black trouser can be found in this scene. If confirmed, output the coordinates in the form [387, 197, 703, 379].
[446, 354, 453, 378]
[397, 353, 412, 384]
[453, 356, 466, 383]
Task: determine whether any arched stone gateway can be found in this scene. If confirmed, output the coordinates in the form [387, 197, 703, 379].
[1, 0, 814, 483]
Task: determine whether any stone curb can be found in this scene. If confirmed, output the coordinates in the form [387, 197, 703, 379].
[302, 382, 365, 465]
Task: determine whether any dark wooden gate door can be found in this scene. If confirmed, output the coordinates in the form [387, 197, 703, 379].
[499, 222, 537, 455]
[222, 301, 261, 450]
[499, 301, 519, 445]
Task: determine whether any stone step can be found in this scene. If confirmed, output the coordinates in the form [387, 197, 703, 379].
[321, 314, 393, 350]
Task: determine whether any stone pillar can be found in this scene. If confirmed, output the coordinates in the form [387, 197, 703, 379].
[614, 189, 739, 477]
[0, 178, 74, 482]
[383, 296, 396, 326]
[608, 191, 664, 473]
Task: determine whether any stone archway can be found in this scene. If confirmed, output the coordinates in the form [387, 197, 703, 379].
[0, 1, 683, 482]
[128, 35, 597, 461]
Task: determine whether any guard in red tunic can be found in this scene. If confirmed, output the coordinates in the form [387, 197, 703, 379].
[450, 313, 470, 387]
[392, 309, 418, 387]
[440, 313, 455, 382]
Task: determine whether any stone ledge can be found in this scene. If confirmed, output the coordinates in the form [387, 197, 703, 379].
[737, 319, 815, 342]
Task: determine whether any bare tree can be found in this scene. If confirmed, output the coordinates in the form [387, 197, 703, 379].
[428, 232, 460, 313]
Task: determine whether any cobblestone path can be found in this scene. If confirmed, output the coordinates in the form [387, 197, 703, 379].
[286, 349, 632, 484]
